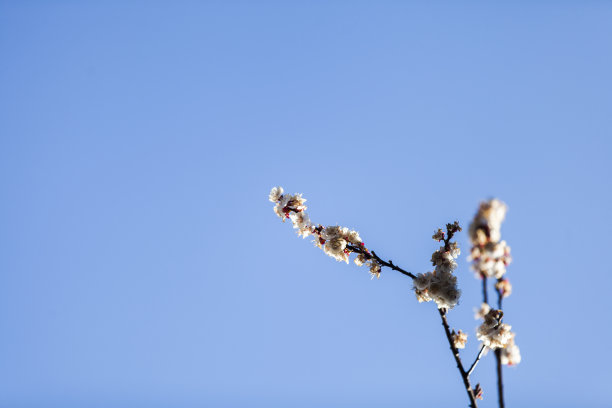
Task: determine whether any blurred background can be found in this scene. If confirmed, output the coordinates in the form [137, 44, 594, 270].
[1, 1, 611, 407]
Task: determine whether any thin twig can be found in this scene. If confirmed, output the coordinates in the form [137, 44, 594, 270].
[467, 345, 487, 377]
[346, 244, 417, 279]
[439, 309, 479, 408]
[495, 283, 503, 310]
[482, 275, 488, 305]
[494, 284, 505, 408]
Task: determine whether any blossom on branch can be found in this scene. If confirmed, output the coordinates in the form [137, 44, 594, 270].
[413, 229, 462, 310]
[269, 186, 372, 273]
[476, 309, 513, 349]
[452, 329, 468, 349]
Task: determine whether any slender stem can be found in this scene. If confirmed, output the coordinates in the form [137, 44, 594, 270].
[494, 284, 505, 408]
[467, 345, 487, 377]
[495, 283, 503, 310]
[371, 251, 417, 279]
[439, 309, 478, 408]
[347, 244, 417, 279]
[495, 349, 504, 408]
[482, 276, 488, 305]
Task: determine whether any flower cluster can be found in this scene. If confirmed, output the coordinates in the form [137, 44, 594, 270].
[469, 198, 521, 366]
[452, 329, 468, 349]
[469, 240, 512, 279]
[468, 199, 507, 244]
[269, 187, 311, 236]
[474, 304, 521, 364]
[500, 333, 522, 366]
[413, 228, 462, 310]
[476, 309, 513, 349]
[270, 186, 381, 277]
[468, 199, 512, 279]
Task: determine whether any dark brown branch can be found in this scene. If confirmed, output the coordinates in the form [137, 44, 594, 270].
[346, 244, 417, 279]
[467, 345, 487, 377]
[495, 282, 503, 310]
[439, 309, 479, 408]
[443, 221, 461, 251]
[482, 275, 488, 305]
[371, 251, 417, 279]
[495, 349, 504, 408]
[494, 283, 505, 408]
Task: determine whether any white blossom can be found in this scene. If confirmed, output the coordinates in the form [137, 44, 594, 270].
[452, 329, 468, 349]
[321, 226, 342, 240]
[368, 260, 381, 279]
[414, 231, 463, 310]
[354, 253, 367, 266]
[500, 334, 521, 365]
[413, 269, 461, 310]
[431, 246, 458, 273]
[269, 186, 284, 202]
[477, 309, 512, 349]
[289, 211, 312, 238]
[415, 288, 432, 303]
[470, 240, 512, 279]
[468, 199, 507, 245]
[346, 229, 362, 245]
[414, 272, 432, 290]
[324, 236, 349, 263]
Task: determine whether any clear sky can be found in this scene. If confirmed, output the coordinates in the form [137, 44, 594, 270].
[1, 1, 611, 407]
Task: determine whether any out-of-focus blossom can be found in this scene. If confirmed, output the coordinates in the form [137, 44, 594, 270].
[500, 333, 521, 366]
[474, 302, 491, 320]
[496, 278, 512, 298]
[468, 199, 507, 245]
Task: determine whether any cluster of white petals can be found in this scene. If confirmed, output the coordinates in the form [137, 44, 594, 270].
[269, 187, 311, 233]
[476, 309, 513, 349]
[452, 329, 468, 349]
[468, 199, 507, 244]
[468, 199, 512, 280]
[469, 240, 512, 279]
[500, 333, 522, 366]
[413, 236, 461, 309]
[269, 187, 377, 275]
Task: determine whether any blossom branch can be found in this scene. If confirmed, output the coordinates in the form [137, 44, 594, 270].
[269, 187, 492, 407]
[469, 199, 520, 408]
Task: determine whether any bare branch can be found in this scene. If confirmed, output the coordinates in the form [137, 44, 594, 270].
[467, 345, 487, 377]
[439, 309, 479, 408]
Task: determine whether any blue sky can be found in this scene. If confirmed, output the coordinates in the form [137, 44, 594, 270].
[1, 1, 611, 407]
